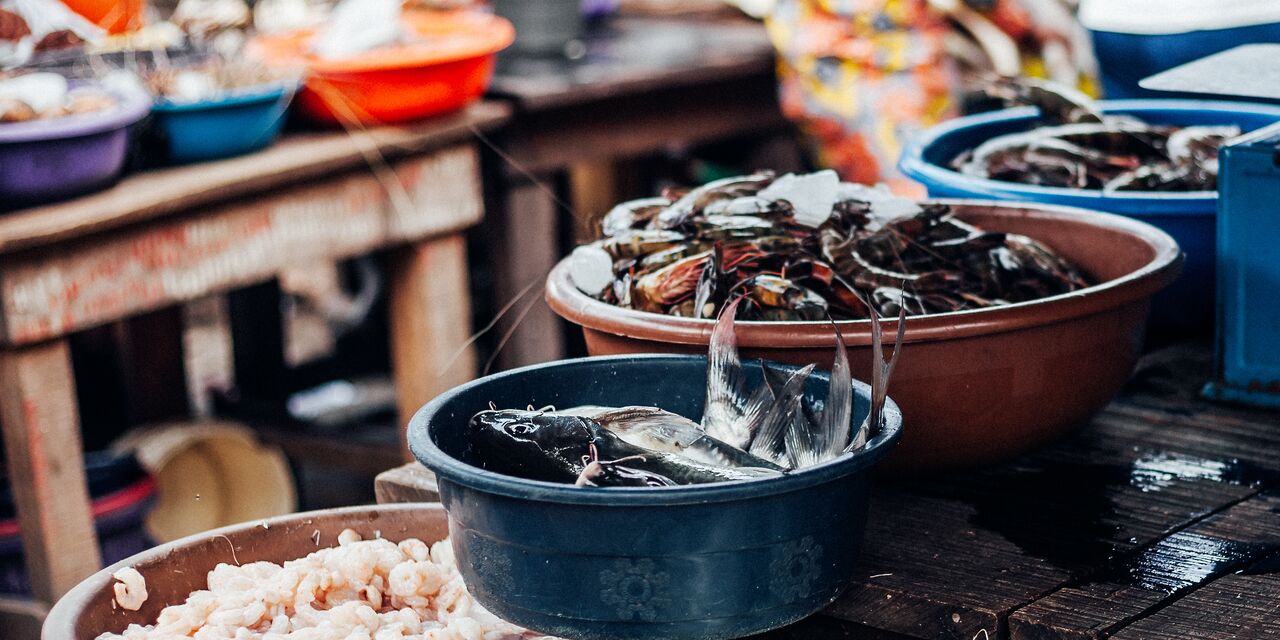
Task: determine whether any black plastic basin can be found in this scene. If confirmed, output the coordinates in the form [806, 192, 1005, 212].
[409, 355, 901, 640]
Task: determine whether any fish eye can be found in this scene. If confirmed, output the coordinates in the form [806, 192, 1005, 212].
[508, 424, 533, 435]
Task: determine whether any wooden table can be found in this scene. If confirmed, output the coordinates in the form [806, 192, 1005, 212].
[376, 344, 1280, 639]
[0, 102, 509, 605]
[483, 16, 791, 367]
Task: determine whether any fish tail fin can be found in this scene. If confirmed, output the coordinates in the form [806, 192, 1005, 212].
[785, 405, 821, 469]
[850, 305, 906, 452]
[734, 379, 774, 450]
[703, 297, 749, 447]
[749, 363, 815, 468]
[820, 321, 853, 461]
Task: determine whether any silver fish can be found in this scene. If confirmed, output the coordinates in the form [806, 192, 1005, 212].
[748, 363, 815, 468]
[589, 405, 783, 471]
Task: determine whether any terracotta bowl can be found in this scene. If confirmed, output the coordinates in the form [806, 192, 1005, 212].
[545, 200, 1184, 472]
[43, 505, 448, 640]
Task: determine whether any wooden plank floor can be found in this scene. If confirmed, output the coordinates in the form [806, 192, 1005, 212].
[377, 344, 1280, 639]
[828, 345, 1280, 639]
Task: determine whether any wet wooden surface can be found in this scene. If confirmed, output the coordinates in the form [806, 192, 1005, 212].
[377, 344, 1280, 638]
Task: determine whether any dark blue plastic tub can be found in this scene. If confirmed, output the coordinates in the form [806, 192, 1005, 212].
[151, 83, 295, 164]
[899, 100, 1280, 333]
[410, 355, 901, 640]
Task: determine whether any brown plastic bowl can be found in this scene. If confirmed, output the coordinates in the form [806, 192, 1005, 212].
[44, 505, 448, 640]
[546, 201, 1183, 472]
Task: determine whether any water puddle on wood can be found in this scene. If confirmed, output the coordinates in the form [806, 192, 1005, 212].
[958, 450, 1280, 577]
[1097, 532, 1269, 592]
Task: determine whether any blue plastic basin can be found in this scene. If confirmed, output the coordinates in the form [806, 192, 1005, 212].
[1091, 24, 1280, 99]
[151, 83, 295, 164]
[899, 99, 1280, 333]
[410, 355, 901, 640]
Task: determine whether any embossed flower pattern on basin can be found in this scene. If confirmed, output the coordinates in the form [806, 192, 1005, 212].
[770, 536, 824, 603]
[599, 558, 672, 622]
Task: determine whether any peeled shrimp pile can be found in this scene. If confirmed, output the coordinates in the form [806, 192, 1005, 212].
[98, 530, 558, 640]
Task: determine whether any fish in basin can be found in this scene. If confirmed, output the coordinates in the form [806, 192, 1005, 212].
[466, 296, 905, 488]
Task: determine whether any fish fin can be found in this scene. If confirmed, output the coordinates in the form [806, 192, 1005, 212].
[785, 404, 821, 469]
[760, 361, 792, 396]
[849, 305, 906, 452]
[702, 298, 748, 446]
[819, 322, 853, 461]
[749, 364, 815, 468]
[733, 380, 774, 451]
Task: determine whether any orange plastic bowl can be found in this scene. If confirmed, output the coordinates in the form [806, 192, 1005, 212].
[63, 0, 145, 34]
[249, 10, 514, 125]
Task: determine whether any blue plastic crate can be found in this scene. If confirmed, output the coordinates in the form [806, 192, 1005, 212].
[1204, 121, 1280, 407]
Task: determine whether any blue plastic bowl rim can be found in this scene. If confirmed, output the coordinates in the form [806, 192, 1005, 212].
[899, 99, 1280, 207]
[410, 354, 903, 507]
[0, 84, 152, 144]
[151, 80, 301, 113]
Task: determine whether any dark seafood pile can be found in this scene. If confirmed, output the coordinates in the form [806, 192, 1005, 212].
[464, 301, 902, 487]
[568, 169, 1089, 320]
[952, 77, 1240, 192]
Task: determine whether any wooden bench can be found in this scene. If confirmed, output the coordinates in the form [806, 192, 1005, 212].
[0, 102, 509, 605]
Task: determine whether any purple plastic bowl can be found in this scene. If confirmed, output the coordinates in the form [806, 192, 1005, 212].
[0, 86, 152, 208]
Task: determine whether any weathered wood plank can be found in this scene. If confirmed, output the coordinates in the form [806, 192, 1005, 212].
[389, 235, 477, 436]
[0, 145, 482, 346]
[489, 17, 774, 113]
[828, 383, 1280, 639]
[0, 103, 508, 255]
[1110, 557, 1280, 638]
[1011, 493, 1280, 639]
[501, 72, 788, 175]
[375, 463, 440, 504]
[0, 341, 101, 602]
[492, 180, 566, 369]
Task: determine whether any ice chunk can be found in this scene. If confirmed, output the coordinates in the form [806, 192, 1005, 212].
[758, 170, 839, 227]
[837, 181, 922, 230]
[310, 0, 403, 59]
[569, 245, 614, 296]
[170, 70, 220, 102]
[0, 73, 67, 113]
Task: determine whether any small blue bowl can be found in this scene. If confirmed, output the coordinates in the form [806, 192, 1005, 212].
[409, 355, 901, 640]
[899, 99, 1280, 333]
[151, 83, 295, 164]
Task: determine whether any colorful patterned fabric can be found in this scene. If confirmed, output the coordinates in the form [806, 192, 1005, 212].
[765, 0, 1078, 193]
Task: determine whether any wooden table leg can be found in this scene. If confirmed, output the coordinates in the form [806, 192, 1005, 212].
[389, 235, 477, 449]
[568, 161, 620, 244]
[0, 340, 101, 602]
[493, 181, 565, 370]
